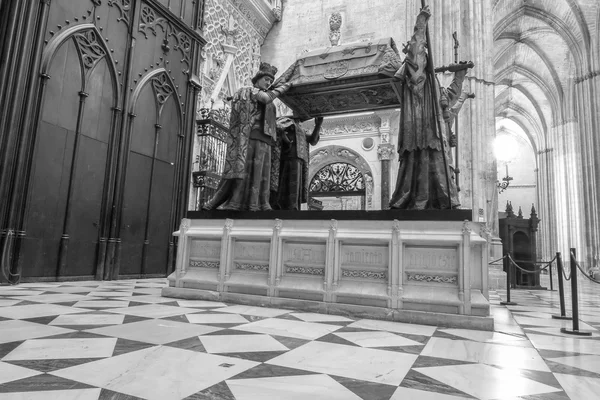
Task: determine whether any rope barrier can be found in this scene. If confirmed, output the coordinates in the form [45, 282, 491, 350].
[489, 255, 506, 265]
[561, 262, 571, 281]
[570, 251, 600, 285]
[512, 254, 557, 268]
[507, 254, 551, 275]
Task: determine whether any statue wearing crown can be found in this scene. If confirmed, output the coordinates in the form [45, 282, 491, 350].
[203, 62, 292, 211]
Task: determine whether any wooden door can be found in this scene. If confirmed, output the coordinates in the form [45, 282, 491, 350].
[120, 71, 182, 277]
[18, 0, 203, 279]
[21, 28, 119, 278]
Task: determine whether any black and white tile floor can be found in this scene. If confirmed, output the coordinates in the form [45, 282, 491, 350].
[0, 276, 598, 399]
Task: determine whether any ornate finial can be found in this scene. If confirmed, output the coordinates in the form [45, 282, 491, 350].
[274, 219, 283, 231]
[506, 201, 515, 218]
[480, 224, 492, 239]
[329, 12, 342, 46]
[180, 218, 191, 233]
[272, 7, 282, 21]
[517, 207, 523, 219]
[161, 37, 170, 53]
[392, 219, 401, 233]
[462, 220, 472, 234]
[530, 203, 537, 218]
[329, 219, 338, 231]
[224, 218, 234, 232]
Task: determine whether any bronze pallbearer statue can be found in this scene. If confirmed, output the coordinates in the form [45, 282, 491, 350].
[202, 63, 291, 211]
[387, 5, 474, 210]
[271, 115, 323, 210]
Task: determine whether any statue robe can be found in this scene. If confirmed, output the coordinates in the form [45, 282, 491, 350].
[203, 86, 281, 211]
[388, 11, 464, 210]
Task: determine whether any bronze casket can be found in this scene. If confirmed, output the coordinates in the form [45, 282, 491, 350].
[276, 38, 402, 119]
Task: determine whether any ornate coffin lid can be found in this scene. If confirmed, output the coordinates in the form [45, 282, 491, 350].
[278, 37, 403, 119]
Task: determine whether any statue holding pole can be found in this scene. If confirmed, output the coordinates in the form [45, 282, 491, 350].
[389, 3, 473, 210]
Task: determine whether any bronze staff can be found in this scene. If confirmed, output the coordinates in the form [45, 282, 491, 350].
[453, 31, 461, 192]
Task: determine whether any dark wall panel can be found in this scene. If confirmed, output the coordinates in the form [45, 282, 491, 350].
[22, 39, 82, 277]
[120, 152, 152, 275]
[146, 159, 175, 274]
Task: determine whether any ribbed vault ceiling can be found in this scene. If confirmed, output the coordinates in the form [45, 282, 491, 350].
[493, 0, 599, 152]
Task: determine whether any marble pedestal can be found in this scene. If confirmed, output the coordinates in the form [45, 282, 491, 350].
[162, 214, 493, 330]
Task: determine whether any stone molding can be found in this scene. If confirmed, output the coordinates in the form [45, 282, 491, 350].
[235, 262, 269, 272]
[406, 273, 457, 285]
[285, 266, 325, 275]
[574, 70, 600, 84]
[314, 113, 381, 138]
[342, 269, 387, 280]
[190, 260, 220, 268]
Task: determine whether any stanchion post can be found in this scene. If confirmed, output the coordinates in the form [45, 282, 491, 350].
[560, 248, 591, 336]
[500, 253, 517, 306]
[548, 256, 554, 291]
[552, 252, 571, 320]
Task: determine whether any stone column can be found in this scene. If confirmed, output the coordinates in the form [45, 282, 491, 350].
[376, 110, 396, 210]
[377, 144, 395, 210]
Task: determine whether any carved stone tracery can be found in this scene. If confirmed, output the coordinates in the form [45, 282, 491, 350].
[406, 273, 458, 284]
[342, 269, 387, 280]
[151, 72, 174, 108]
[73, 30, 107, 76]
[200, 0, 268, 104]
[107, 0, 131, 27]
[138, 3, 191, 73]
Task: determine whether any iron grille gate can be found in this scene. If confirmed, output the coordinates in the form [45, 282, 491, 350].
[309, 162, 366, 210]
[192, 108, 230, 209]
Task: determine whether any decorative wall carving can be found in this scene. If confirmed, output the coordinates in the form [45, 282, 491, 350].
[73, 30, 107, 76]
[235, 262, 269, 272]
[320, 121, 379, 137]
[151, 72, 175, 107]
[309, 162, 365, 193]
[285, 266, 325, 275]
[190, 260, 220, 268]
[406, 273, 457, 284]
[200, 0, 271, 104]
[309, 145, 374, 210]
[138, 3, 192, 73]
[287, 85, 397, 116]
[342, 269, 387, 280]
[377, 143, 396, 161]
[329, 12, 342, 46]
[107, 0, 131, 27]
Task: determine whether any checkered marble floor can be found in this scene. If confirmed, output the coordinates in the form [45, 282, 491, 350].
[0, 277, 598, 400]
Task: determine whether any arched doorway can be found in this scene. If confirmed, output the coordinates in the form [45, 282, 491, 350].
[308, 145, 374, 211]
[309, 162, 366, 210]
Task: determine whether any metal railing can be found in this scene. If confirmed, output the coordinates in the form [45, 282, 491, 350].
[191, 108, 229, 210]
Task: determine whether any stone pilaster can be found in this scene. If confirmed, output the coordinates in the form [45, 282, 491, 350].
[377, 143, 395, 210]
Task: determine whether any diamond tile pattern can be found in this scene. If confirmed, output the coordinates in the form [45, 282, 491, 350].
[0, 276, 597, 399]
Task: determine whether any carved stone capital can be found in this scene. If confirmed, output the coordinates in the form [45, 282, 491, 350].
[377, 143, 396, 161]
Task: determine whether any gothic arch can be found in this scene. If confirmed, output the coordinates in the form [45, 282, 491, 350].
[495, 102, 541, 154]
[495, 64, 561, 122]
[495, 32, 564, 101]
[41, 23, 121, 106]
[129, 68, 184, 130]
[309, 145, 374, 210]
[493, 5, 587, 74]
